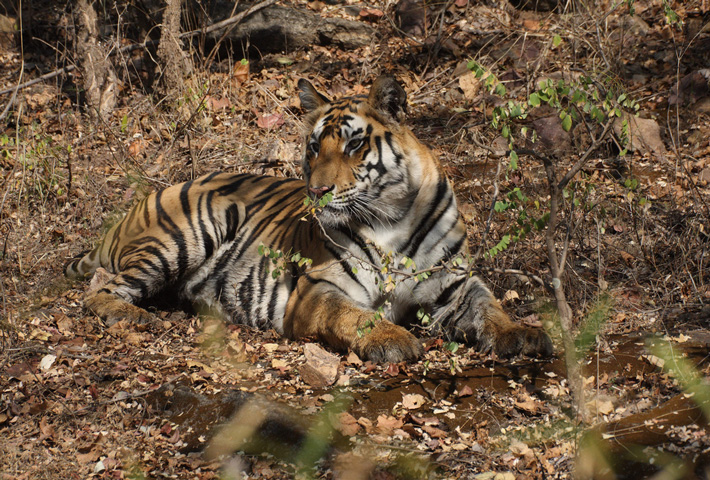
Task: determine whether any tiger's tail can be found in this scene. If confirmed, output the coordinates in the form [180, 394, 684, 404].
[64, 247, 103, 279]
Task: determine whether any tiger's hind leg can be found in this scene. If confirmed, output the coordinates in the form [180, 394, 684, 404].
[85, 291, 154, 326]
[83, 265, 166, 326]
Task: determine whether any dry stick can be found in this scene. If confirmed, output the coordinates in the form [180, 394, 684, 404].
[0, 0, 279, 98]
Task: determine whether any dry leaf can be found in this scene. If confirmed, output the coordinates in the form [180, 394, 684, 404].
[402, 393, 426, 410]
[257, 113, 285, 130]
[39, 354, 57, 371]
[459, 72, 481, 100]
[376, 415, 404, 435]
[457, 385, 473, 397]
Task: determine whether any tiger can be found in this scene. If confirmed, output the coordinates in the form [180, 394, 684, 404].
[65, 76, 552, 363]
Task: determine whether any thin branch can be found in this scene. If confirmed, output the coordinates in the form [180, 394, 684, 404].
[557, 117, 615, 189]
[0, 65, 75, 97]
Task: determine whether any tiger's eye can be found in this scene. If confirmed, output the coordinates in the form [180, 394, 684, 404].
[346, 138, 363, 154]
[309, 142, 320, 155]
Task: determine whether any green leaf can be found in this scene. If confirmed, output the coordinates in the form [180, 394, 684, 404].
[352, 266, 358, 275]
[501, 124, 510, 139]
[509, 150, 518, 169]
[552, 34, 562, 47]
[529, 92, 541, 107]
[495, 83, 506, 96]
[561, 113, 572, 131]
[445, 341, 460, 353]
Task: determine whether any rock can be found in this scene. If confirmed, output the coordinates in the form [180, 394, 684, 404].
[614, 113, 667, 159]
[211, 3, 376, 52]
[531, 115, 571, 155]
[299, 343, 340, 388]
[669, 70, 710, 107]
[395, 0, 428, 36]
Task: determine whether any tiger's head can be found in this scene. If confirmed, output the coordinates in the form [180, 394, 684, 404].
[298, 76, 431, 228]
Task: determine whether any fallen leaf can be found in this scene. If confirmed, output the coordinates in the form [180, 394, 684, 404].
[376, 415, 404, 435]
[346, 351, 363, 365]
[514, 393, 542, 414]
[307, 0, 326, 11]
[256, 113, 284, 130]
[402, 393, 426, 410]
[232, 61, 249, 84]
[502, 290, 519, 303]
[457, 385, 473, 397]
[459, 72, 481, 100]
[642, 354, 665, 368]
[422, 424, 447, 438]
[357, 416, 374, 434]
[359, 7, 384, 20]
[205, 95, 230, 111]
[262, 343, 279, 353]
[39, 354, 57, 371]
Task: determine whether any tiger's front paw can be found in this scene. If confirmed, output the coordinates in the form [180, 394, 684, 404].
[494, 326, 553, 358]
[352, 322, 424, 363]
[85, 292, 155, 326]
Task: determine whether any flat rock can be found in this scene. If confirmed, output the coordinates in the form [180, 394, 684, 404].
[300, 343, 340, 388]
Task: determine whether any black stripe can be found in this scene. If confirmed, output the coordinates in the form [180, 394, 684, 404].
[199, 171, 223, 185]
[303, 273, 349, 296]
[402, 179, 450, 257]
[434, 277, 467, 306]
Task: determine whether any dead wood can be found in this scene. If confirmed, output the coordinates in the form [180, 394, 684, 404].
[179, 0, 377, 53]
[76, 0, 117, 118]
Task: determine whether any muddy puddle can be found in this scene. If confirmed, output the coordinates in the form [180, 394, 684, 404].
[143, 331, 709, 468]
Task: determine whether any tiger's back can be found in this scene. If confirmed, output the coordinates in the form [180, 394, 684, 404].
[66, 172, 320, 331]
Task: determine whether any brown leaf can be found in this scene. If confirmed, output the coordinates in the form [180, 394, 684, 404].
[256, 113, 285, 130]
[515, 397, 542, 414]
[422, 424, 447, 438]
[457, 385, 473, 398]
[357, 416, 374, 434]
[410, 415, 440, 426]
[39, 416, 55, 442]
[376, 415, 404, 435]
[307, 0, 326, 11]
[359, 7, 384, 20]
[232, 61, 249, 84]
[336, 412, 361, 436]
[458, 72, 481, 100]
[205, 95, 231, 111]
[384, 363, 400, 377]
[346, 351, 363, 366]
[402, 393, 426, 410]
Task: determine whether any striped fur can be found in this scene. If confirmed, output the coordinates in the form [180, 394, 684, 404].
[66, 76, 551, 362]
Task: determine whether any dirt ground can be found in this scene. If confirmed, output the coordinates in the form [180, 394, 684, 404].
[1, 0, 710, 478]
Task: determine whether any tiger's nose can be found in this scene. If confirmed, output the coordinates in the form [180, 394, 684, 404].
[308, 185, 334, 198]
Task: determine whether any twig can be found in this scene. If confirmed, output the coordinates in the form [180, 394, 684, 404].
[0, 65, 74, 97]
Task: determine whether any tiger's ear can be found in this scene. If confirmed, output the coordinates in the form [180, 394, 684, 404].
[368, 76, 407, 123]
[298, 78, 330, 112]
